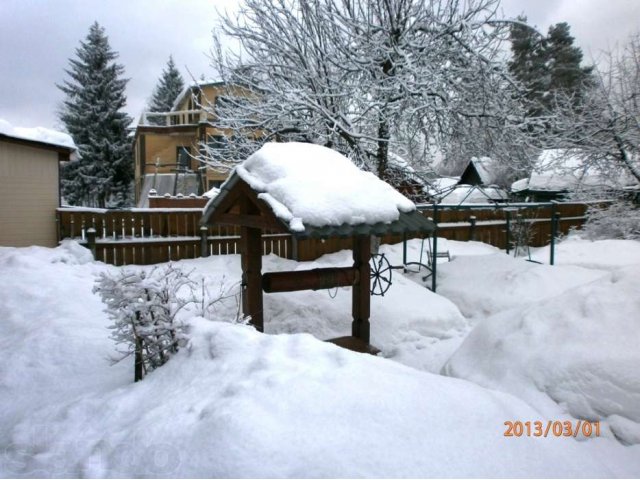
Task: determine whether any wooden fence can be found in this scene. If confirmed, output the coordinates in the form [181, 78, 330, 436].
[57, 208, 291, 266]
[57, 202, 592, 266]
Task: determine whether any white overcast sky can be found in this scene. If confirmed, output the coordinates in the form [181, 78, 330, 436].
[0, 0, 638, 131]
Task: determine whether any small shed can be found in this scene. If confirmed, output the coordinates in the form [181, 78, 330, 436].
[0, 119, 76, 247]
[458, 157, 498, 186]
[201, 142, 435, 351]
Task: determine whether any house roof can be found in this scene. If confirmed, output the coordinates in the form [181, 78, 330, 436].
[171, 79, 227, 111]
[201, 143, 435, 238]
[511, 149, 636, 193]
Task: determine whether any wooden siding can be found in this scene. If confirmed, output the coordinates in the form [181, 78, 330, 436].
[0, 141, 59, 247]
[142, 133, 199, 174]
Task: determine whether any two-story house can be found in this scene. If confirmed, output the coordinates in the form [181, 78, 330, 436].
[133, 80, 246, 207]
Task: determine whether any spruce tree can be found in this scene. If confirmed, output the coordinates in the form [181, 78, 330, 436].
[58, 22, 133, 207]
[508, 16, 548, 117]
[509, 18, 593, 118]
[545, 23, 594, 104]
[148, 56, 185, 123]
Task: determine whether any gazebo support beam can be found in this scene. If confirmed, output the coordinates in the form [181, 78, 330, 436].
[241, 226, 264, 332]
[352, 235, 371, 344]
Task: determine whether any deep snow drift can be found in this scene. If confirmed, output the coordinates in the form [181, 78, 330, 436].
[440, 236, 640, 446]
[0, 237, 639, 477]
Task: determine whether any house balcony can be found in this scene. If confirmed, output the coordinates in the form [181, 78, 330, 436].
[138, 109, 210, 127]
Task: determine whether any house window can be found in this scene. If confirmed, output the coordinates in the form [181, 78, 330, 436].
[207, 135, 228, 151]
[177, 147, 191, 170]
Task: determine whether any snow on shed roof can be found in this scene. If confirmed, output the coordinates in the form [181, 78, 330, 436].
[0, 118, 76, 151]
[471, 157, 496, 184]
[202, 142, 423, 235]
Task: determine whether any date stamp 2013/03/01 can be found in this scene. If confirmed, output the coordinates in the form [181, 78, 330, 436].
[504, 420, 601, 438]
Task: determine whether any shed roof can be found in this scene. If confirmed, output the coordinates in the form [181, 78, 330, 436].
[459, 157, 497, 186]
[201, 143, 435, 238]
[0, 118, 76, 154]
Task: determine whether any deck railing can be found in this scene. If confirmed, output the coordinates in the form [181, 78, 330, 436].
[138, 109, 208, 127]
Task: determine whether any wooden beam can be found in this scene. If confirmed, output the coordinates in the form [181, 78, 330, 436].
[262, 267, 359, 293]
[216, 212, 285, 231]
[241, 226, 264, 332]
[352, 235, 371, 343]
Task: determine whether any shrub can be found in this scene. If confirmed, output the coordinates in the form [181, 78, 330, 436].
[582, 202, 640, 240]
[94, 265, 242, 381]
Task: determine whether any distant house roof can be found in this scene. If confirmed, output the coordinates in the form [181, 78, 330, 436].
[138, 173, 200, 207]
[201, 142, 435, 238]
[458, 157, 497, 186]
[171, 79, 227, 111]
[511, 149, 636, 194]
[0, 118, 76, 155]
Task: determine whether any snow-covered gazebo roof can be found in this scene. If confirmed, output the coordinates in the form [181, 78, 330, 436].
[201, 142, 435, 238]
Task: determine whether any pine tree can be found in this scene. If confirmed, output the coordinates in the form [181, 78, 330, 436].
[58, 22, 133, 207]
[148, 56, 185, 123]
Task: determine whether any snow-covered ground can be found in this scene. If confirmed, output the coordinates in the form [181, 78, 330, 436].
[1, 236, 639, 477]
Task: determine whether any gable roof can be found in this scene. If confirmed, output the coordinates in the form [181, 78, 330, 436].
[170, 79, 227, 111]
[201, 143, 435, 238]
[459, 157, 497, 186]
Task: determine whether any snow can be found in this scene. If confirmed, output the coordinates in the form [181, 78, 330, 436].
[468, 156, 496, 185]
[1, 236, 640, 476]
[235, 142, 415, 231]
[0, 118, 76, 151]
[202, 186, 220, 198]
[440, 236, 640, 447]
[424, 176, 459, 197]
[439, 184, 509, 204]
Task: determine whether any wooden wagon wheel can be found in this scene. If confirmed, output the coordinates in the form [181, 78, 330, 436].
[370, 253, 392, 296]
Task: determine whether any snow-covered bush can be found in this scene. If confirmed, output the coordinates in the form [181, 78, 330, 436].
[94, 265, 243, 381]
[582, 202, 640, 240]
[510, 214, 536, 257]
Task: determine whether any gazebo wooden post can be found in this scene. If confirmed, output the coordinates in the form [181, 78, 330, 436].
[352, 235, 371, 343]
[238, 192, 264, 333]
[240, 226, 263, 331]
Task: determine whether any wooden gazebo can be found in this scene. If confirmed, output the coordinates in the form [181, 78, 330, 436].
[201, 143, 435, 352]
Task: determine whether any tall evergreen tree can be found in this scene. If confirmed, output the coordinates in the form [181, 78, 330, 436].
[508, 16, 548, 117]
[545, 23, 594, 104]
[58, 22, 132, 207]
[509, 18, 593, 119]
[148, 56, 185, 119]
